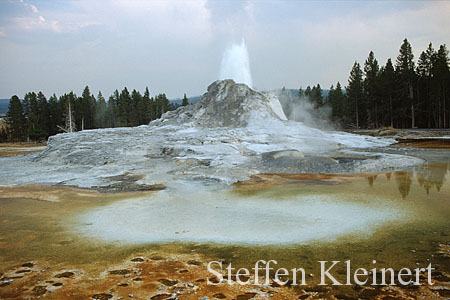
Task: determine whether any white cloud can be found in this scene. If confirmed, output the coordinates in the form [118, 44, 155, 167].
[11, 15, 62, 33]
[30, 4, 38, 14]
[21, 1, 39, 14]
[107, 0, 213, 43]
[5, 0, 214, 40]
[5, 1, 61, 33]
[3, 1, 103, 35]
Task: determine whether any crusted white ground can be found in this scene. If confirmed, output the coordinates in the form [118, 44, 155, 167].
[0, 80, 424, 188]
[0, 118, 423, 188]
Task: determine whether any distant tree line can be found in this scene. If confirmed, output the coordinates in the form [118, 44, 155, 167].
[326, 38, 450, 129]
[3, 86, 186, 142]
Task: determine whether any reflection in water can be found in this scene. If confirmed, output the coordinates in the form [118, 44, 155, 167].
[416, 163, 448, 194]
[394, 171, 413, 199]
[367, 161, 449, 199]
[367, 175, 377, 187]
[385, 172, 392, 181]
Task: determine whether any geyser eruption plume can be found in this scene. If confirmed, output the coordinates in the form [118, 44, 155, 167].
[219, 38, 253, 88]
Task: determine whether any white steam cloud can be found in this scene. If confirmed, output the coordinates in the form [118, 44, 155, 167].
[277, 89, 333, 129]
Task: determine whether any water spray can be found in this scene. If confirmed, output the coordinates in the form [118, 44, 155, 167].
[219, 38, 253, 87]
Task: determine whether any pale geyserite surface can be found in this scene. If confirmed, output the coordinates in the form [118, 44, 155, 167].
[153, 79, 287, 127]
[0, 80, 423, 188]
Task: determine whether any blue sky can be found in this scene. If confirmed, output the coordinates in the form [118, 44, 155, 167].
[0, 0, 449, 99]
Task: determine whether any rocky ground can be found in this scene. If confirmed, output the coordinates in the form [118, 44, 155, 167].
[1, 248, 449, 300]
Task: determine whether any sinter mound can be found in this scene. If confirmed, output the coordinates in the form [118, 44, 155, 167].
[152, 79, 287, 127]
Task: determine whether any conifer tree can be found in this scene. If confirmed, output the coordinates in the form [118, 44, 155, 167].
[23, 92, 41, 141]
[47, 93, 61, 136]
[432, 44, 450, 128]
[37, 91, 49, 137]
[364, 51, 380, 127]
[395, 38, 416, 128]
[136, 91, 149, 124]
[416, 43, 435, 127]
[95, 91, 107, 128]
[131, 89, 143, 126]
[79, 86, 95, 130]
[379, 59, 397, 127]
[310, 84, 323, 108]
[328, 82, 346, 124]
[182, 93, 189, 106]
[143, 87, 154, 123]
[112, 89, 120, 126]
[347, 61, 364, 128]
[298, 87, 305, 98]
[304, 86, 312, 98]
[118, 87, 132, 126]
[6, 95, 25, 141]
[106, 95, 116, 128]
[155, 93, 170, 118]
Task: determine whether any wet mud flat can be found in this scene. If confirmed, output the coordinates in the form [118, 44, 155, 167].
[392, 137, 450, 150]
[1, 156, 450, 299]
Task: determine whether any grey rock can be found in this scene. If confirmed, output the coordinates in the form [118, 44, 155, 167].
[152, 79, 286, 128]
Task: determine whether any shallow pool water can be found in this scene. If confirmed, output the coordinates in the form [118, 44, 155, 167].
[74, 184, 410, 245]
[0, 150, 449, 285]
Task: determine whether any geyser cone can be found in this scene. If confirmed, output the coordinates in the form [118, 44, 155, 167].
[153, 79, 287, 127]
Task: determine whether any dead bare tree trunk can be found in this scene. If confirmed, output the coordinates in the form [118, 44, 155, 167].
[390, 95, 393, 128]
[58, 100, 76, 133]
[443, 83, 447, 128]
[409, 82, 415, 128]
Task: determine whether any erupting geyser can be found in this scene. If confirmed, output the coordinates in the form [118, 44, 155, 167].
[219, 38, 253, 88]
